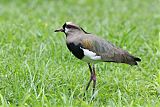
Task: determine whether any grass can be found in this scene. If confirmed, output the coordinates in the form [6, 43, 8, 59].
[0, 0, 160, 106]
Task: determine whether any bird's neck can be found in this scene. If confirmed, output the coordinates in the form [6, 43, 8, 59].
[65, 30, 84, 37]
[66, 31, 84, 44]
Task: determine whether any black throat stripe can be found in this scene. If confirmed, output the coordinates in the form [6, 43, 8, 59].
[67, 43, 84, 59]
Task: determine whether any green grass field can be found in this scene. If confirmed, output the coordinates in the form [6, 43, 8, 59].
[0, 0, 160, 106]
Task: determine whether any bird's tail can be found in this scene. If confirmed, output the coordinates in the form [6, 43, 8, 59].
[134, 57, 141, 62]
[127, 56, 141, 65]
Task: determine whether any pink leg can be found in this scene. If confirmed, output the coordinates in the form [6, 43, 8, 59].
[92, 64, 96, 95]
[86, 63, 93, 91]
[85, 63, 96, 95]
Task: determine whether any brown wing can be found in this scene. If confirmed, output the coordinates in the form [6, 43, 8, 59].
[80, 34, 141, 65]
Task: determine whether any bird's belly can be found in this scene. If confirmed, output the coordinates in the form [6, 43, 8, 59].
[81, 55, 102, 63]
[80, 47, 102, 63]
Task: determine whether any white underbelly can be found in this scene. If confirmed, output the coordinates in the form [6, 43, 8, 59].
[80, 47, 102, 63]
[81, 55, 102, 63]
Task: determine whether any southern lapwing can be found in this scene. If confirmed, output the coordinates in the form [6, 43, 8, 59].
[55, 22, 141, 95]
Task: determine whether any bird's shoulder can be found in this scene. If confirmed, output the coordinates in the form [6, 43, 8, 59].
[67, 33, 120, 54]
[80, 34, 116, 52]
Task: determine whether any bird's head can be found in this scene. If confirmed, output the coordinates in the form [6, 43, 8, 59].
[55, 22, 81, 34]
[55, 22, 90, 35]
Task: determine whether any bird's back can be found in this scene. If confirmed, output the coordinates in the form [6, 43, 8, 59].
[74, 33, 141, 65]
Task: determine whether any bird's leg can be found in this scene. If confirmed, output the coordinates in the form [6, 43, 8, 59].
[83, 63, 93, 99]
[92, 64, 96, 95]
[84, 64, 96, 99]
[85, 63, 93, 91]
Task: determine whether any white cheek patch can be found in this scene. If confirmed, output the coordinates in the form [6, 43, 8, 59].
[80, 47, 101, 63]
[65, 28, 69, 33]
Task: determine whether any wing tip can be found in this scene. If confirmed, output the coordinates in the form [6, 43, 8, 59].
[134, 57, 141, 62]
[131, 57, 141, 65]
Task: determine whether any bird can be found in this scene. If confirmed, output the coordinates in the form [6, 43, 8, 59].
[55, 22, 141, 95]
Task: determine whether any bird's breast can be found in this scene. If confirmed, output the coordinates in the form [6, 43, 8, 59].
[67, 43, 84, 59]
[66, 43, 102, 63]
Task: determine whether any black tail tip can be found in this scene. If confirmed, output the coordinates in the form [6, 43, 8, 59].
[134, 57, 141, 62]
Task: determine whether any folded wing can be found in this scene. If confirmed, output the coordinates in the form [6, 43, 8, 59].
[80, 35, 141, 65]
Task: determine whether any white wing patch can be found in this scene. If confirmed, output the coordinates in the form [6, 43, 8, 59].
[80, 47, 101, 63]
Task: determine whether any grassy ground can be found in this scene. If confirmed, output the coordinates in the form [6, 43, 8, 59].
[0, 0, 160, 106]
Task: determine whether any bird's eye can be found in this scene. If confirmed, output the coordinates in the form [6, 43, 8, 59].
[66, 25, 72, 29]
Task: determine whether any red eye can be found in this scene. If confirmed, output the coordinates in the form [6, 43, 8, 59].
[66, 25, 72, 28]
